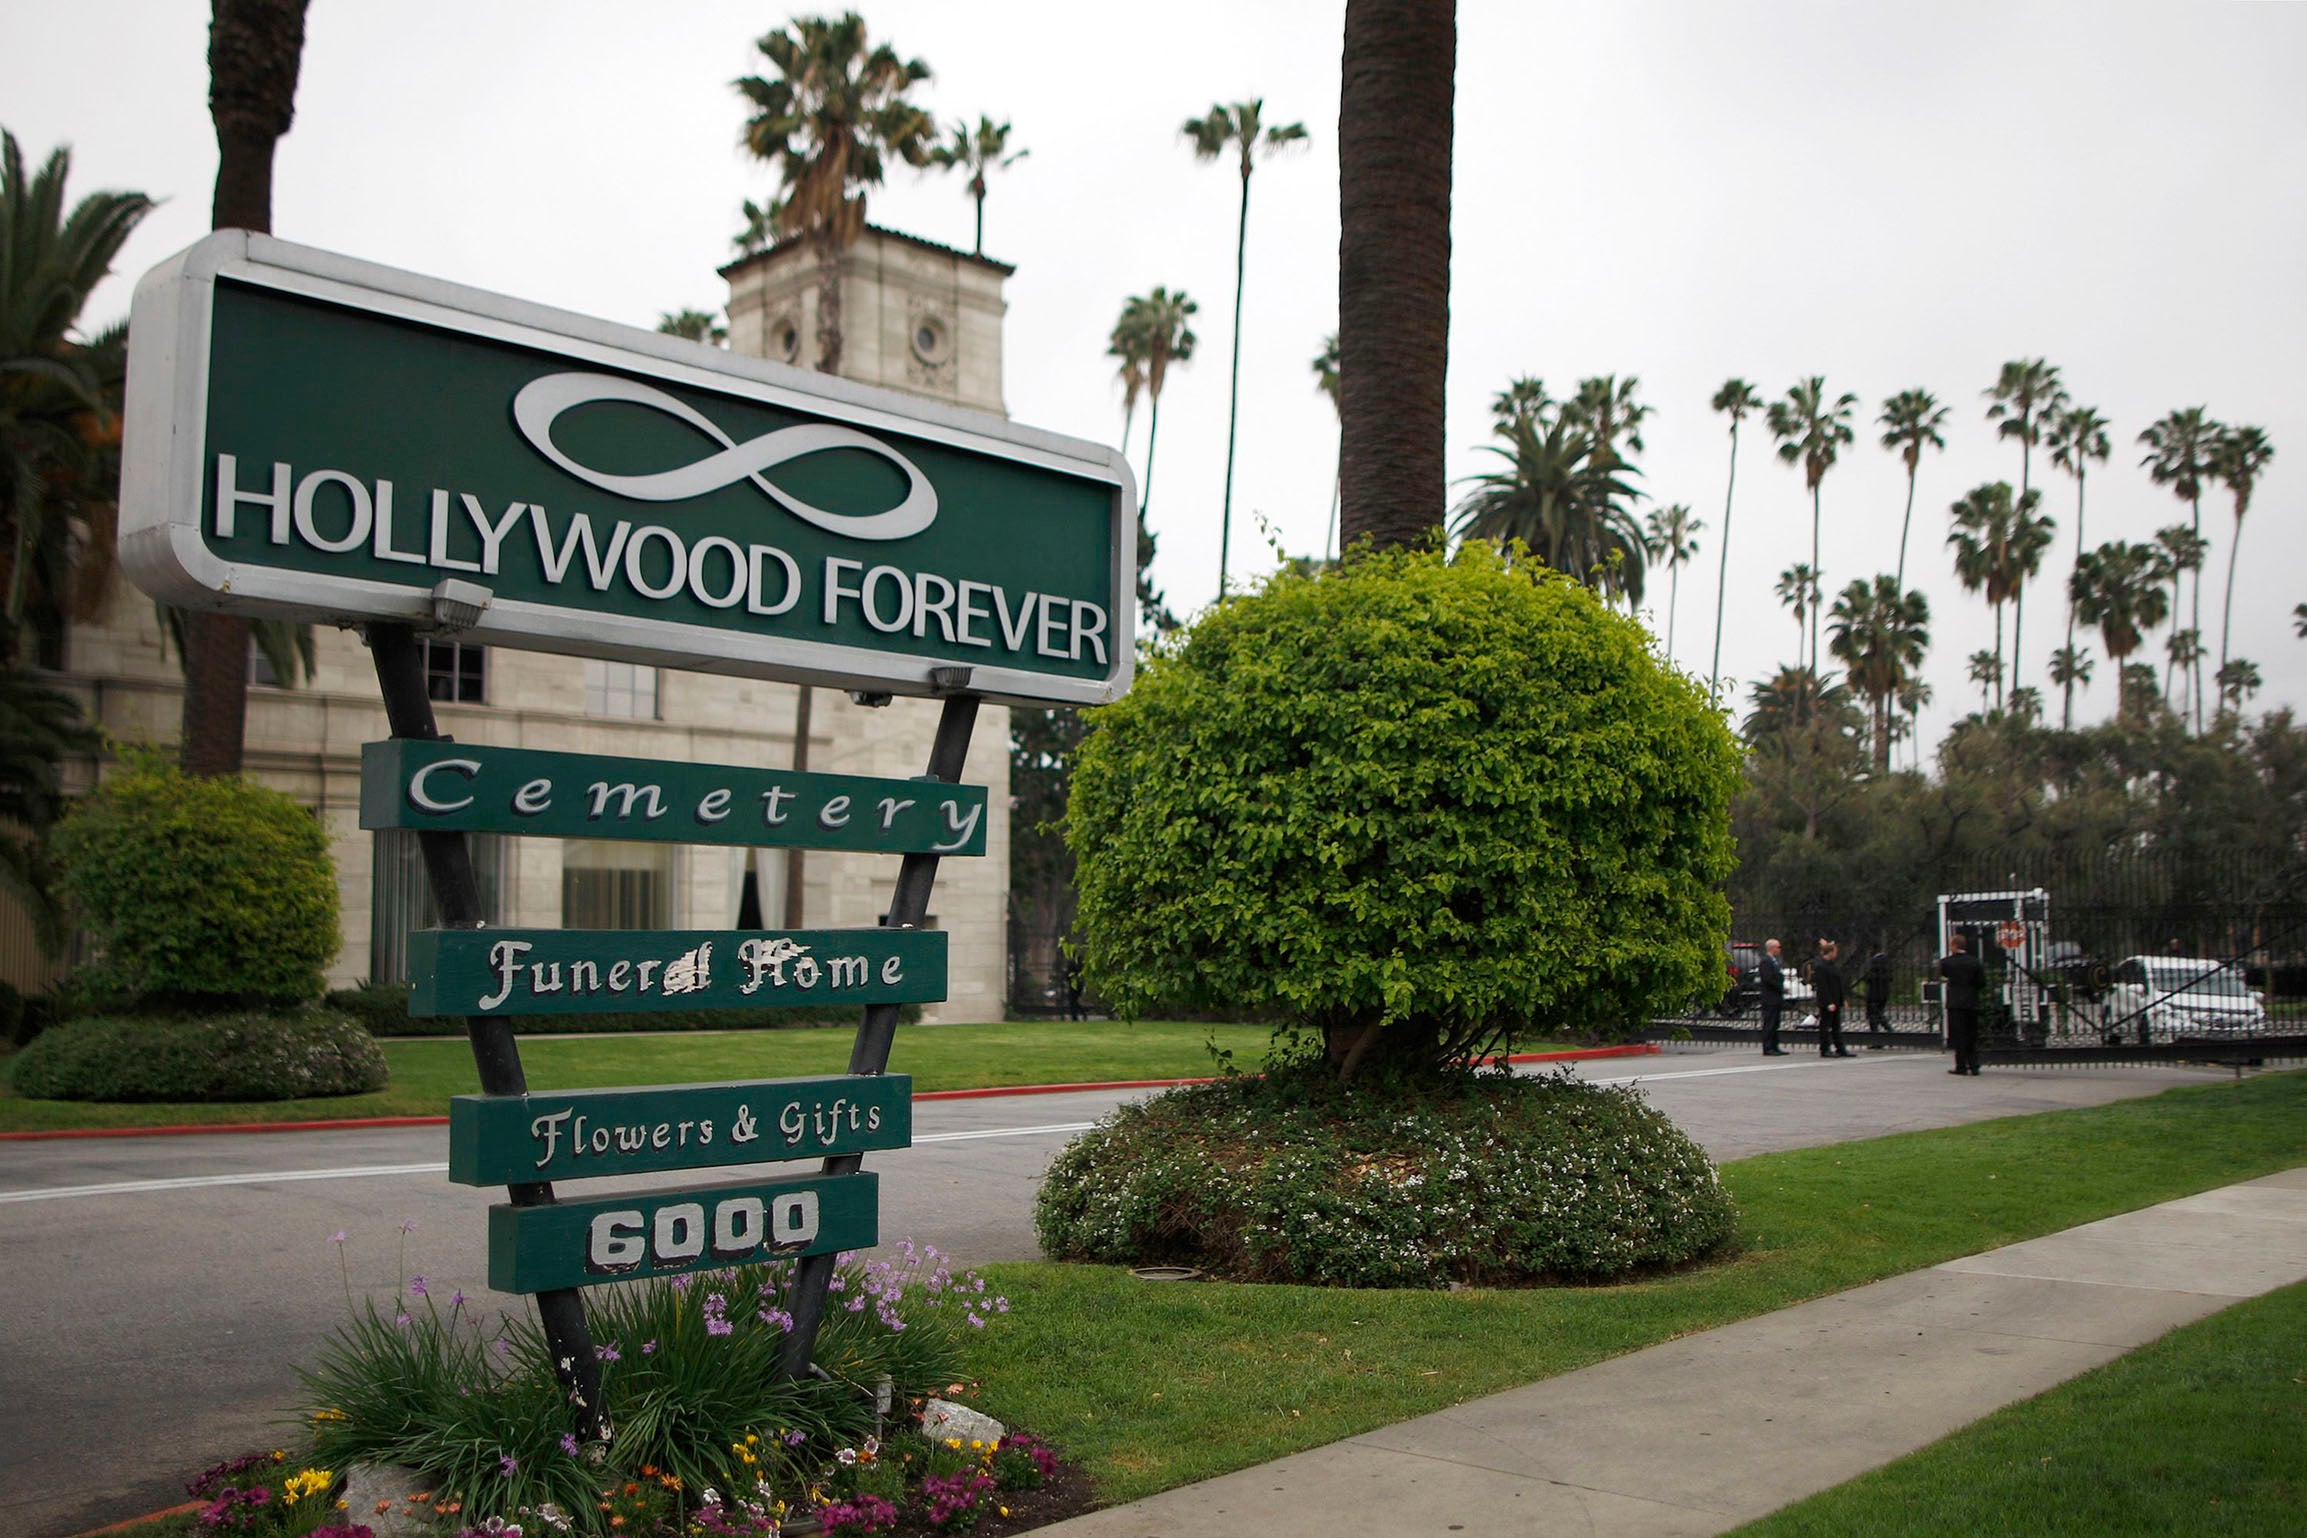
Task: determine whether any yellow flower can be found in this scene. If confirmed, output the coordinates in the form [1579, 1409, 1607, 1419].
[746, 1433, 759, 1446]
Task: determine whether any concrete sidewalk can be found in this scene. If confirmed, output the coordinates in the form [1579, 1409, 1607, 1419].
[1039, 1167, 2307, 1536]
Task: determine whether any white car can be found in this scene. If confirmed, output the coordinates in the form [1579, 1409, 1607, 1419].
[2103, 956, 2267, 1041]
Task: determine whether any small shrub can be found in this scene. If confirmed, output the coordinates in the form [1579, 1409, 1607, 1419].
[1035, 1069, 1738, 1287]
[58, 756, 339, 1005]
[182, 1448, 345, 1536]
[993, 1432, 1056, 1491]
[8, 1008, 387, 1102]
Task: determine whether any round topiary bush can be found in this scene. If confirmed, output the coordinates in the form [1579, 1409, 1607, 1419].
[56, 756, 340, 1006]
[1035, 1070, 1737, 1287]
[1067, 543, 1740, 1070]
[8, 1008, 387, 1102]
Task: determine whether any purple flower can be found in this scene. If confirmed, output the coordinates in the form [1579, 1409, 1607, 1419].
[327, 1229, 347, 1247]
[499, 1453, 518, 1477]
[560, 1433, 579, 1456]
[642, 1339, 658, 1355]
[783, 1429, 806, 1447]
[494, 1336, 512, 1358]
[394, 1310, 412, 1329]
[449, 1290, 467, 1308]
[408, 1275, 428, 1298]
[398, 1218, 420, 1235]
[596, 1343, 621, 1361]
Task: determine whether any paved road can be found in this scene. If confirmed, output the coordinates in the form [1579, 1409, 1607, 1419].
[0, 1047, 2231, 1537]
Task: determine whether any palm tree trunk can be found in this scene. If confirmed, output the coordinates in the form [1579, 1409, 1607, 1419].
[1994, 603, 2005, 709]
[184, 0, 308, 778]
[1142, 393, 1163, 514]
[2219, 507, 2242, 678]
[1894, 464, 1917, 593]
[973, 191, 985, 257]
[1665, 562, 1680, 659]
[2011, 588, 2025, 703]
[2189, 492, 2204, 733]
[2062, 470, 2084, 729]
[1337, 0, 1455, 556]
[1809, 483, 1822, 681]
[1324, 470, 1340, 563]
[1708, 425, 1739, 698]
[813, 228, 845, 375]
[1215, 169, 1251, 598]
[1874, 693, 1890, 776]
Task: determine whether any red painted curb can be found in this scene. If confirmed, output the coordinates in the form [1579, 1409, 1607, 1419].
[2, 1044, 1664, 1140]
[75, 1500, 200, 1535]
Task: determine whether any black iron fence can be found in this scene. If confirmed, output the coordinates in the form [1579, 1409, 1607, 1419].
[1652, 849, 2307, 1066]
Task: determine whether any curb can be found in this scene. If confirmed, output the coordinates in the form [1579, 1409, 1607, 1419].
[0, 1044, 1662, 1142]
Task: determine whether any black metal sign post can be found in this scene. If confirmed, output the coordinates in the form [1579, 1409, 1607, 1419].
[780, 668, 980, 1379]
[365, 622, 608, 1440]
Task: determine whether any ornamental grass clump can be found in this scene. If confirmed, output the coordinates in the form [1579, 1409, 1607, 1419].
[297, 1229, 1007, 1531]
[1036, 1069, 1737, 1288]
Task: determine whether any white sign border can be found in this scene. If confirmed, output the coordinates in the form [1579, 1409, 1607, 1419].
[120, 231, 1137, 708]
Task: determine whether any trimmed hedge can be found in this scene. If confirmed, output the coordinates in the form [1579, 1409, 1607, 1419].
[327, 981, 923, 1037]
[8, 1008, 388, 1102]
[56, 758, 339, 1005]
[1035, 1070, 1738, 1288]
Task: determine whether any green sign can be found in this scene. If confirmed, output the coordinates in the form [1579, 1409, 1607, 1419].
[120, 232, 1135, 707]
[488, 1171, 878, 1293]
[407, 928, 945, 1017]
[361, 739, 986, 855]
[449, 1074, 912, 1186]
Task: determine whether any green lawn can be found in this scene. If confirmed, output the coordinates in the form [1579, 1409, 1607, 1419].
[1728, 1278, 2307, 1536]
[0, 1019, 1275, 1132]
[959, 1070, 2307, 1505]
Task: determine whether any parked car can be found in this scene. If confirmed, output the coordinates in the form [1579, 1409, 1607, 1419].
[2102, 956, 2267, 1042]
[1716, 943, 1811, 1017]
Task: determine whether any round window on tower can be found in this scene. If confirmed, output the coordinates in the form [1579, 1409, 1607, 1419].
[773, 319, 800, 363]
[911, 316, 949, 364]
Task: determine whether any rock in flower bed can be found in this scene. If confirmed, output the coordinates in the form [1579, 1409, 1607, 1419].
[1036, 1068, 1739, 1287]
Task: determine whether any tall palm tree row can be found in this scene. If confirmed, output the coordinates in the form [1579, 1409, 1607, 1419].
[735, 11, 935, 378]
[1706, 378, 1763, 699]
[1183, 98, 1307, 597]
[1828, 575, 1930, 774]
[1876, 388, 1948, 591]
[1108, 289, 1196, 632]
[2152, 522, 2207, 719]
[2138, 406, 2222, 731]
[2041, 402, 2110, 727]
[1766, 377, 1858, 681]
[929, 114, 1026, 257]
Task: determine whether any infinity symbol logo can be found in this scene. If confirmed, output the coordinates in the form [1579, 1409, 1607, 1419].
[511, 371, 938, 541]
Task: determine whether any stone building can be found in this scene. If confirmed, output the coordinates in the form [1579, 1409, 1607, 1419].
[9, 226, 1017, 1023]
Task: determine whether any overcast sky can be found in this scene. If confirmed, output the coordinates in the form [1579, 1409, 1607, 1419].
[8, 1, 2303, 748]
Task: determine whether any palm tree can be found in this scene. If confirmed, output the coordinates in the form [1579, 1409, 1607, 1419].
[1707, 378, 1764, 698]
[1877, 389, 1949, 590]
[2215, 658, 2261, 714]
[1896, 676, 1932, 771]
[2139, 406, 2222, 731]
[1563, 375, 1650, 471]
[1643, 504, 1701, 660]
[2208, 424, 2274, 677]
[0, 133, 153, 668]
[2071, 540, 2172, 722]
[1827, 576, 1930, 773]
[1112, 289, 1195, 633]
[656, 308, 726, 346]
[1966, 649, 2002, 714]
[1947, 482, 2052, 708]
[1984, 360, 2068, 506]
[1312, 333, 1341, 560]
[184, 0, 309, 777]
[1336, 2, 1454, 561]
[2042, 403, 2110, 726]
[1776, 564, 1820, 670]
[929, 115, 1026, 257]
[735, 12, 936, 377]
[2296, 602, 2307, 639]
[1184, 100, 1307, 597]
[2047, 643, 2093, 721]
[2153, 522, 2207, 720]
[1767, 377, 1858, 674]
[1451, 393, 1645, 602]
[1743, 664, 1857, 744]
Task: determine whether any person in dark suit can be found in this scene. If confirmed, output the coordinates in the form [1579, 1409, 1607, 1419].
[1863, 943, 1893, 1037]
[1758, 938, 1787, 1055]
[1940, 932, 1986, 1075]
[1813, 939, 1850, 1057]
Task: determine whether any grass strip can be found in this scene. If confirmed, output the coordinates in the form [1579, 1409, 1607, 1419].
[1727, 1278, 2307, 1536]
[960, 1070, 2307, 1505]
[0, 1020, 1278, 1132]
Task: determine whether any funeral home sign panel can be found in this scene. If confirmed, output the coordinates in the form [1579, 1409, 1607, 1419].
[119, 232, 1135, 707]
